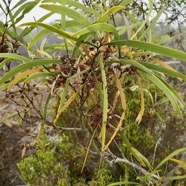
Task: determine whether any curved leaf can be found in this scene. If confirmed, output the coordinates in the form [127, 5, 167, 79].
[107, 40, 186, 61]
[140, 70, 183, 118]
[11, 1, 39, 24]
[152, 58, 182, 81]
[139, 5, 166, 40]
[24, 72, 57, 83]
[72, 23, 120, 40]
[117, 22, 142, 36]
[20, 22, 79, 41]
[110, 59, 184, 118]
[119, 0, 134, 7]
[119, 132, 146, 167]
[155, 148, 186, 170]
[164, 175, 186, 182]
[0, 58, 14, 68]
[157, 77, 185, 108]
[104, 73, 126, 151]
[98, 56, 108, 151]
[53, 86, 83, 124]
[141, 63, 186, 81]
[0, 26, 17, 39]
[0, 112, 18, 124]
[42, 0, 100, 17]
[44, 44, 74, 52]
[20, 12, 54, 38]
[0, 59, 61, 87]
[96, 6, 124, 23]
[67, 0, 101, 17]
[135, 72, 145, 124]
[131, 0, 153, 40]
[0, 53, 31, 63]
[27, 27, 52, 49]
[170, 158, 186, 167]
[40, 4, 90, 26]
[7, 66, 44, 91]
[108, 181, 140, 186]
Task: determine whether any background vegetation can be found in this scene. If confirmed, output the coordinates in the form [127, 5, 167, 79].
[0, 0, 186, 185]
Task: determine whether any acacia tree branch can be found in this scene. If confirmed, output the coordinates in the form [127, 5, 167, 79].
[113, 157, 159, 179]
[103, 149, 160, 180]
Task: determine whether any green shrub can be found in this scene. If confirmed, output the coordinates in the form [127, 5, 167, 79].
[17, 135, 114, 186]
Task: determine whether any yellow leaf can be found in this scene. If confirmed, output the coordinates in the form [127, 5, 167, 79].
[0, 98, 5, 105]
[53, 86, 83, 124]
[97, 6, 124, 23]
[21, 146, 27, 159]
[102, 32, 111, 44]
[121, 47, 133, 59]
[81, 43, 93, 61]
[135, 72, 144, 124]
[104, 112, 125, 151]
[109, 91, 120, 115]
[103, 73, 126, 151]
[170, 158, 186, 167]
[152, 58, 183, 82]
[36, 121, 45, 141]
[7, 66, 44, 91]
[81, 126, 97, 173]
[114, 73, 126, 111]
[98, 56, 108, 151]
[131, 29, 138, 41]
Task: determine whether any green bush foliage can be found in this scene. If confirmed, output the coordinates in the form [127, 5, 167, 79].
[17, 135, 113, 186]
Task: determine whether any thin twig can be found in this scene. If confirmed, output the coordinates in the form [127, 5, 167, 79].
[104, 149, 160, 180]
[54, 127, 82, 131]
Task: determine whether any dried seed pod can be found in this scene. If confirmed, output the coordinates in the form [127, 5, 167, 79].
[79, 64, 86, 71]
[52, 63, 57, 69]
[70, 58, 76, 63]
[5, 93, 10, 98]
[60, 55, 65, 61]
[89, 46, 95, 51]
[92, 38, 97, 43]
[47, 79, 53, 84]
[10, 94, 14, 99]
[33, 90, 39, 96]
